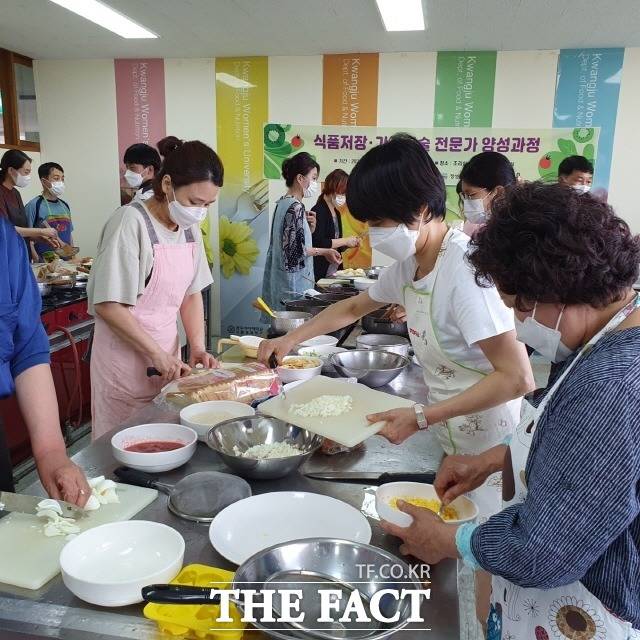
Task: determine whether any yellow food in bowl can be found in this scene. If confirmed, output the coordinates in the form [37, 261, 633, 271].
[280, 357, 321, 370]
[388, 497, 458, 521]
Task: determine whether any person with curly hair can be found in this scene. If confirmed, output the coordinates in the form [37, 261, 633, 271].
[385, 182, 640, 639]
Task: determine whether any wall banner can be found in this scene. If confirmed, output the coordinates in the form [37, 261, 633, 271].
[322, 54, 378, 269]
[434, 51, 497, 128]
[114, 59, 166, 172]
[264, 123, 600, 188]
[215, 57, 269, 337]
[553, 48, 624, 194]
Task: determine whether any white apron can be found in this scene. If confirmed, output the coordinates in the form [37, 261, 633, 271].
[404, 229, 520, 640]
[488, 295, 640, 640]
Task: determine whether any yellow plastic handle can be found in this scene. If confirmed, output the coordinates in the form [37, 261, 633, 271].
[216, 338, 238, 353]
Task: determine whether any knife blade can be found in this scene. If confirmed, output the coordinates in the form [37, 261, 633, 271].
[0, 492, 87, 519]
[303, 471, 436, 484]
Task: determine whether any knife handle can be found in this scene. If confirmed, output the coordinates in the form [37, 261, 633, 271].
[142, 584, 222, 605]
[378, 472, 436, 484]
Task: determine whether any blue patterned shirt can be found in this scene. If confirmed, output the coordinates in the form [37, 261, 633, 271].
[470, 328, 640, 627]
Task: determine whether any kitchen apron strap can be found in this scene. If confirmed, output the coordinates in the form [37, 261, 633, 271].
[0, 416, 15, 492]
[130, 201, 160, 245]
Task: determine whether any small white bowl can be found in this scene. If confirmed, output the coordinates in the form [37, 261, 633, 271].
[298, 345, 347, 372]
[298, 335, 339, 348]
[180, 401, 256, 441]
[376, 482, 478, 528]
[111, 423, 197, 473]
[60, 521, 184, 607]
[353, 277, 376, 291]
[277, 356, 323, 384]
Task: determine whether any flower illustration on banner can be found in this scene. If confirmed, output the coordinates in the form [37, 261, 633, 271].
[538, 127, 596, 182]
[219, 216, 260, 278]
[264, 123, 309, 179]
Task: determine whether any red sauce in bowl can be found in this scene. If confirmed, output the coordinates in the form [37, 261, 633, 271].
[125, 441, 185, 453]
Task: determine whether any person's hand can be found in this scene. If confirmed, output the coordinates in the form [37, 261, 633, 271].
[367, 407, 418, 444]
[381, 501, 458, 564]
[344, 236, 360, 248]
[188, 348, 219, 369]
[388, 305, 407, 323]
[306, 211, 317, 233]
[434, 454, 493, 505]
[257, 336, 295, 367]
[38, 228, 62, 248]
[151, 349, 191, 381]
[36, 451, 91, 508]
[322, 248, 342, 265]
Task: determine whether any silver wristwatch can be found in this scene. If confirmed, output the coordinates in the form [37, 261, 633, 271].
[414, 403, 428, 430]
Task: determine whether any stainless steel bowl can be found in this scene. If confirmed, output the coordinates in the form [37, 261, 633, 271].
[271, 311, 312, 335]
[365, 266, 386, 279]
[207, 416, 323, 480]
[37, 281, 51, 296]
[235, 538, 422, 640]
[329, 349, 410, 388]
[356, 334, 410, 357]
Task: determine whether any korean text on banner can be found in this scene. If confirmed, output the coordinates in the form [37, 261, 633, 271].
[216, 57, 269, 337]
[322, 54, 378, 269]
[553, 48, 624, 194]
[114, 59, 166, 170]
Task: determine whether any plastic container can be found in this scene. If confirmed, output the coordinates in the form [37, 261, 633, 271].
[143, 564, 245, 639]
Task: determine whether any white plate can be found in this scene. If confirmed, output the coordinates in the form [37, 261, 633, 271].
[209, 491, 372, 564]
[298, 335, 339, 348]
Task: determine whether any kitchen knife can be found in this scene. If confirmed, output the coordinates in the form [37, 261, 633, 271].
[303, 471, 436, 484]
[0, 491, 87, 519]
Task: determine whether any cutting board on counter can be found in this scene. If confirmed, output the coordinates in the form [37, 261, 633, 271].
[258, 376, 414, 447]
[0, 483, 158, 590]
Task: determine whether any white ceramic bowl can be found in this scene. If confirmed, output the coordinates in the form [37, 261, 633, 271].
[277, 356, 322, 384]
[60, 521, 184, 607]
[111, 423, 197, 473]
[298, 335, 339, 348]
[297, 345, 347, 373]
[180, 401, 256, 441]
[375, 482, 478, 528]
[353, 277, 376, 291]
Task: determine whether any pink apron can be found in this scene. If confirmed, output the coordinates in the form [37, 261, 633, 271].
[91, 202, 197, 439]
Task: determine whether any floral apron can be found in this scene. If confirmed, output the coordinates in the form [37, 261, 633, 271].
[404, 228, 520, 640]
[488, 295, 640, 640]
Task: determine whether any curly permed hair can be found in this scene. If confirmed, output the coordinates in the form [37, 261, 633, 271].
[468, 181, 640, 311]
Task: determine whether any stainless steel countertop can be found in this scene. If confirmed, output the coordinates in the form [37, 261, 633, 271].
[0, 363, 459, 639]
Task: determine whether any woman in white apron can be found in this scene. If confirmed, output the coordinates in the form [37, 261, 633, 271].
[386, 182, 640, 638]
[258, 135, 534, 635]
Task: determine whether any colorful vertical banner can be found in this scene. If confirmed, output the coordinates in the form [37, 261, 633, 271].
[114, 59, 166, 169]
[433, 51, 497, 222]
[553, 48, 624, 194]
[216, 57, 269, 337]
[322, 53, 379, 269]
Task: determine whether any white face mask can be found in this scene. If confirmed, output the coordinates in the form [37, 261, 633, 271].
[303, 179, 319, 199]
[463, 198, 487, 225]
[168, 186, 207, 228]
[334, 194, 346, 207]
[48, 181, 65, 197]
[12, 170, 31, 188]
[369, 221, 421, 263]
[124, 169, 144, 188]
[572, 184, 591, 194]
[514, 303, 573, 363]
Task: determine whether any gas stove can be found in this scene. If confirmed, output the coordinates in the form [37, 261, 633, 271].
[41, 288, 88, 314]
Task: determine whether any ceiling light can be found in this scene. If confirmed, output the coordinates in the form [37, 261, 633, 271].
[49, 0, 157, 39]
[376, 0, 425, 31]
[215, 73, 256, 90]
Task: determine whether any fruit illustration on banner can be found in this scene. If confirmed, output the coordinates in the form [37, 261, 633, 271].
[264, 124, 309, 179]
[219, 217, 260, 278]
[537, 127, 596, 182]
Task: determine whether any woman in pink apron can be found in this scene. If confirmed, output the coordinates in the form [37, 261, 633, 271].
[88, 139, 222, 439]
[384, 182, 640, 639]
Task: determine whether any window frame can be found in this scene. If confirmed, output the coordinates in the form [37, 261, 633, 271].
[0, 48, 40, 152]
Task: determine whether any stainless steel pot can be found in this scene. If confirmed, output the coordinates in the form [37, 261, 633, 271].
[270, 311, 312, 334]
[356, 333, 411, 357]
[37, 281, 51, 296]
[362, 309, 408, 337]
[365, 265, 386, 279]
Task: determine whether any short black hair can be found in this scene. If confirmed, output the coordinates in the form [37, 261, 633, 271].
[346, 133, 446, 224]
[459, 152, 516, 191]
[281, 152, 320, 187]
[558, 155, 593, 177]
[38, 162, 64, 180]
[0, 149, 31, 181]
[123, 143, 162, 172]
[468, 181, 640, 311]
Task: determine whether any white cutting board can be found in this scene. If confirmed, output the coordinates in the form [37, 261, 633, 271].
[0, 483, 158, 590]
[258, 376, 414, 447]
